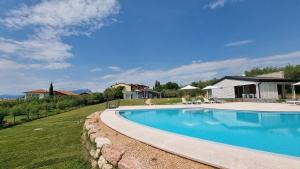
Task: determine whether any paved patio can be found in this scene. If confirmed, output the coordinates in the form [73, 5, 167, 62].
[101, 102, 300, 169]
[119, 102, 300, 112]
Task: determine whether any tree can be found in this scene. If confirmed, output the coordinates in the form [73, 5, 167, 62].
[164, 82, 180, 90]
[153, 80, 162, 91]
[284, 64, 300, 81]
[10, 106, 23, 124]
[103, 87, 124, 101]
[0, 114, 4, 125]
[49, 82, 54, 97]
[114, 86, 124, 99]
[0, 107, 9, 125]
[244, 67, 280, 77]
[191, 78, 218, 89]
[103, 88, 115, 101]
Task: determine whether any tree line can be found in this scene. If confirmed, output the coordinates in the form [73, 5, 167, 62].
[0, 86, 124, 128]
[245, 64, 300, 80]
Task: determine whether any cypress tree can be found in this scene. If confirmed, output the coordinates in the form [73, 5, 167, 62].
[49, 82, 54, 97]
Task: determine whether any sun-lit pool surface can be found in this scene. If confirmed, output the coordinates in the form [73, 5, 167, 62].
[119, 108, 300, 157]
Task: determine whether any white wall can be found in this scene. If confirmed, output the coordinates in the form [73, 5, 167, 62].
[212, 79, 257, 99]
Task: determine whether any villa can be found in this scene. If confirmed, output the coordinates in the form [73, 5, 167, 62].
[111, 83, 161, 99]
[208, 71, 297, 100]
[24, 89, 78, 99]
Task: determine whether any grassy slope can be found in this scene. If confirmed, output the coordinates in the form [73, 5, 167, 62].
[0, 99, 180, 169]
[0, 103, 105, 169]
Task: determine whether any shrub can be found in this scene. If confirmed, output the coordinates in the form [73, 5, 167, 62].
[0, 114, 4, 125]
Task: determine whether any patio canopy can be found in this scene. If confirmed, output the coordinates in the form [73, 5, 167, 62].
[180, 85, 198, 90]
[202, 85, 218, 90]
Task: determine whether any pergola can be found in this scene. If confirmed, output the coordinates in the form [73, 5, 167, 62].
[292, 82, 300, 99]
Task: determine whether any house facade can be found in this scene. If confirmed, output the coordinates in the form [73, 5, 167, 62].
[210, 73, 296, 100]
[24, 89, 49, 99]
[111, 83, 161, 99]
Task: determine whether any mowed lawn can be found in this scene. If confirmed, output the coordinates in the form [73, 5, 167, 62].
[0, 99, 180, 169]
[0, 103, 106, 169]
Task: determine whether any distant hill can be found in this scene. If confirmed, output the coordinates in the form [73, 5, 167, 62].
[0, 95, 24, 100]
[72, 89, 92, 95]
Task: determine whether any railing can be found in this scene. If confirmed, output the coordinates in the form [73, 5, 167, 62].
[242, 94, 256, 98]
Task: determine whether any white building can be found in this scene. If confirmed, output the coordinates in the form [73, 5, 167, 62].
[210, 75, 296, 100]
[111, 83, 161, 99]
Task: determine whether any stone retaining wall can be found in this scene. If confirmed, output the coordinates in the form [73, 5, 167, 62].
[82, 112, 141, 169]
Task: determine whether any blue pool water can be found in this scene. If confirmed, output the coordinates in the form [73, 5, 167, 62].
[119, 108, 300, 157]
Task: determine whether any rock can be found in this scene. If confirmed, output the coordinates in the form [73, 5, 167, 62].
[86, 113, 95, 119]
[90, 149, 101, 159]
[90, 133, 98, 142]
[101, 145, 125, 165]
[102, 163, 113, 169]
[85, 123, 95, 131]
[95, 137, 111, 149]
[118, 156, 142, 169]
[88, 127, 97, 136]
[98, 155, 107, 168]
[34, 128, 43, 131]
[90, 159, 98, 169]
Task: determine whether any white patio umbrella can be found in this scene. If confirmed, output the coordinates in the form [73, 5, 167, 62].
[180, 85, 198, 90]
[292, 82, 300, 99]
[202, 85, 218, 98]
[202, 85, 219, 90]
[180, 85, 198, 97]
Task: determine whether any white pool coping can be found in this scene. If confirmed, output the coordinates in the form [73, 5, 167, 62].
[101, 103, 300, 169]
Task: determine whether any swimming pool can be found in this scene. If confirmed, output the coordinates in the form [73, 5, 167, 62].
[119, 108, 300, 157]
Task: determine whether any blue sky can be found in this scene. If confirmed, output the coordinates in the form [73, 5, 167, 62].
[1, 0, 300, 94]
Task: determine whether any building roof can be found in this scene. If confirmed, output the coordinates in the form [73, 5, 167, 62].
[25, 89, 78, 96]
[111, 83, 149, 88]
[214, 76, 297, 84]
[55, 90, 79, 96]
[24, 89, 48, 94]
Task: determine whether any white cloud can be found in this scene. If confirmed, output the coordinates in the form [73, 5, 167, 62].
[90, 67, 103, 73]
[101, 50, 300, 87]
[225, 40, 255, 47]
[0, 37, 73, 62]
[1, 0, 120, 31]
[108, 66, 121, 71]
[204, 0, 242, 9]
[0, 0, 120, 68]
[205, 0, 226, 9]
[0, 58, 71, 70]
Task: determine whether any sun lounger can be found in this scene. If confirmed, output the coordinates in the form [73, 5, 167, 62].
[145, 99, 154, 105]
[182, 98, 192, 104]
[196, 99, 202, 104]
[203, 97, 215, 104]
[212, 98, 224, 103]
[287, 100, 300, 104]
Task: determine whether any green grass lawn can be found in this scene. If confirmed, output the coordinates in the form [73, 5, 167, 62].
[152, 98, 181, 105]
[0, 99, 179, 169]
[0, 103, 106, 169]
[0, 100, 164, 169]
